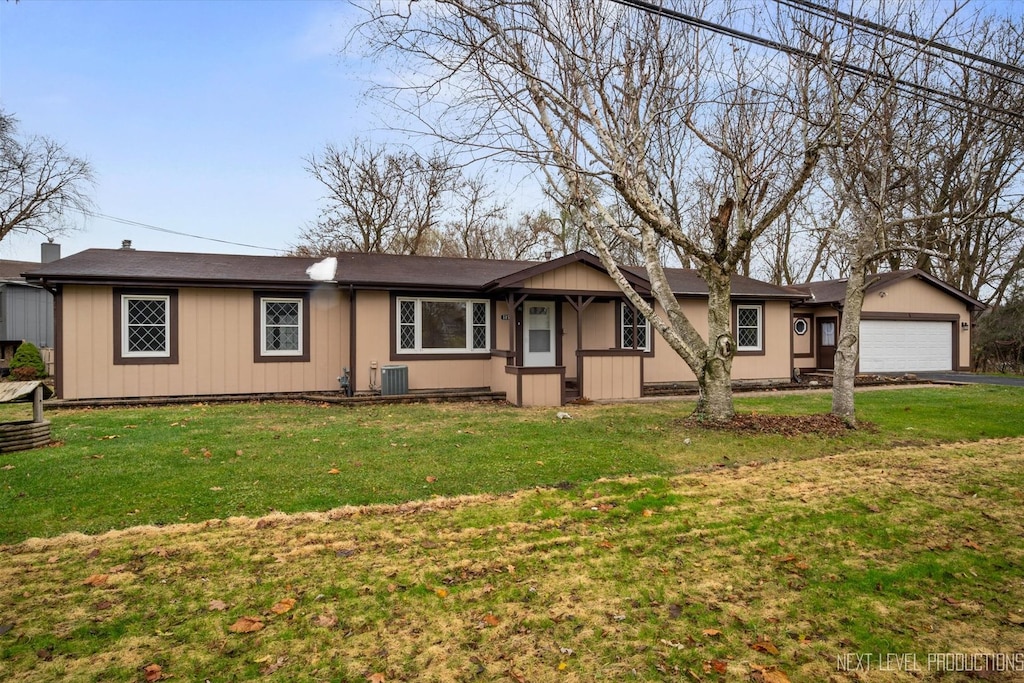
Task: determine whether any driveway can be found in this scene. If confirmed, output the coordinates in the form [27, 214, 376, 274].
[915, 372, 1024, 387]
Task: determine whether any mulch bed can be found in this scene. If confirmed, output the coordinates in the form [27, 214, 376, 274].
[681, 412, 869, 437]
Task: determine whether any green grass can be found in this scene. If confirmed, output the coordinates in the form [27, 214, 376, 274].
[1, 435, 1022, 682]
[0, 385, 1022, 545]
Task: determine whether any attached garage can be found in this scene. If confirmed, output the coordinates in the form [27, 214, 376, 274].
[859, 319, 953, 373]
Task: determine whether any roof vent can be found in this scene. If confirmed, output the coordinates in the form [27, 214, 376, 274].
[121, 240, 134, 250]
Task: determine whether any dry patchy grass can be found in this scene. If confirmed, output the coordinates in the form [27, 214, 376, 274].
[1, 439, 1023, 682]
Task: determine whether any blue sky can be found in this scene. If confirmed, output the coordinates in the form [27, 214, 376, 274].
[0, 0, 396, 262]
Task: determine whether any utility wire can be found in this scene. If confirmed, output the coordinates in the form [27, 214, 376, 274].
[775, 0, 1024, 87]
[606, 0, 1024, 131]
[81, 210, 282, 253]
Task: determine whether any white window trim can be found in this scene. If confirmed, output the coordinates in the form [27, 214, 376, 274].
[736, 304, 763, 352]
[122, 294, 171, 358]
[620, 305, 651, 352]
[260, 297, 304, 357]
[396, 297, 490, 354]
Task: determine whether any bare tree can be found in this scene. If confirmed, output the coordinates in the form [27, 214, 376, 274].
[0, 111, 94, 243]
[357, 0, 824, 421]
[799, 3, 1024, 424]
[294, 139, 459, 256]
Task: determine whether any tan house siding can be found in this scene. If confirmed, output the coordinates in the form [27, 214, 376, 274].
[60, 285, 346, 400]
[583, 355, 642, 400]
[642, 299, 793, 384]
[791, 306, 817, 371]
[522, 262, 622, 292]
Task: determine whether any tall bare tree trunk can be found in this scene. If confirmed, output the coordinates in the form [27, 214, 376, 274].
[697, 268, 735, 421]
[831, 258, 868, 425]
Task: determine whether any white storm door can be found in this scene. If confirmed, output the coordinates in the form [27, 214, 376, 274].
[524, 302, 556, 367]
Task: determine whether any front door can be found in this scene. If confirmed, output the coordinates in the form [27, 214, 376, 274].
[817, 317, 837, 370]
[524, 302, 556, 367]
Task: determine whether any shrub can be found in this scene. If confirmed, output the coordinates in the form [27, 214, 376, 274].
[9, 342, 46, 380]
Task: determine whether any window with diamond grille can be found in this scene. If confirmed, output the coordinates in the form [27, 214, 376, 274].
[736, 304, 762, 351]
[396, 297, 489, 354]
[620, 305, 650, 351]
[261, 298, 302, 355]
[123, 296, 169, 356]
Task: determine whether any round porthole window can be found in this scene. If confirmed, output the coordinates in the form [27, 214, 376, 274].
[794, 318, 809, 336]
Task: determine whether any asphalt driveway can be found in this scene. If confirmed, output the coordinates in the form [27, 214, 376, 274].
[915, 372, 1024, 387]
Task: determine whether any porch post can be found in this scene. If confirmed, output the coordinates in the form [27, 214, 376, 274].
[565, 295, 594, 398]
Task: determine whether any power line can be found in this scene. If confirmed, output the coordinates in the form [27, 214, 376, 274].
[775, 0, 1024, 88]
[605, 0, 1024, 132]
[776, 0, 1024, 82]
[81, 210, 282, 253]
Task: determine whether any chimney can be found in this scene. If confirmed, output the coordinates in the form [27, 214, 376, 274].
[40, 241, 61, 263]
[121, 240, 134, 250]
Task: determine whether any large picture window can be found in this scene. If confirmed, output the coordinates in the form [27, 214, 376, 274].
[736, 304, 763, 352]
[114, 289, 178, 365]
[620, 305, 651, 352]
[397, 298, 489, 354]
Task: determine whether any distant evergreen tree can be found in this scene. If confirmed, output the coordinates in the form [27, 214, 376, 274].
[9, 341, 46, 380]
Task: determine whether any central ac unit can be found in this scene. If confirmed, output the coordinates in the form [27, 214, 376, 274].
[380, 364, 409, 396]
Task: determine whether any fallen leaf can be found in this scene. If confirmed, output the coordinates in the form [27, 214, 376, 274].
[208, 599, 229, 611]
[702, 628, 722, 638]
[260, 655, 288, 675]
[99, 435, 120, 440]
[751, 640, 780, 655]
[964, 539, 983, 551]
[750, 663, 791, 682]
[386, 583, 397, 593]
[435, 588, 449, 598]
[642, 509, 655, 517]
[46, 556, 58, 564]
[328, 468, 341, 475]
[210, 486, 223, 491]
[228, 616, 265, 633]
[1008, 613, 1024, 626]
[271, 597, 296, 614]
[558, 661, 567, 671]
[506, 564, 516, 574]
[86, 548, 100, 559]
[94, 600, 113, 611]
[143, 663, 163, 682]
[483, 613, 500, 627]
[426, 476, 437, 483]
[0, 623, 13, 636]
[236, 449, 244, 456]
[367, 673, 386, 683]
[311, 613, 338, 628]
[776, 554, 798, 563]
[1, 464, 14, 470]
[83, 574, 109, 587]
[597, 540, 613, 550]
[710, 659, 728, 674]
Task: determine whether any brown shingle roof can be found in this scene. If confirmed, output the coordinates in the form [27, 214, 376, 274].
[0, 259, 39, 281]
[24, 248, 803, 299]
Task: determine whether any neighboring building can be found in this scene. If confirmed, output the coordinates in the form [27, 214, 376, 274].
[790, 270, 985, 374]
[0, 243, 61, 373]
[23, 248, 803, 404]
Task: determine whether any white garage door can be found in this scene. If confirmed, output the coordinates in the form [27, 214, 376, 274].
[859, 320, 953, 373]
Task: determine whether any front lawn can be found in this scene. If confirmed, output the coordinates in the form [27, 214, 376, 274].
[1, 432, 1022, 681]
[1, 385, 1022, 544]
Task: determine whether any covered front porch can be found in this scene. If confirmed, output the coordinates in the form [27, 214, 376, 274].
[494, 292, 647, 407]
